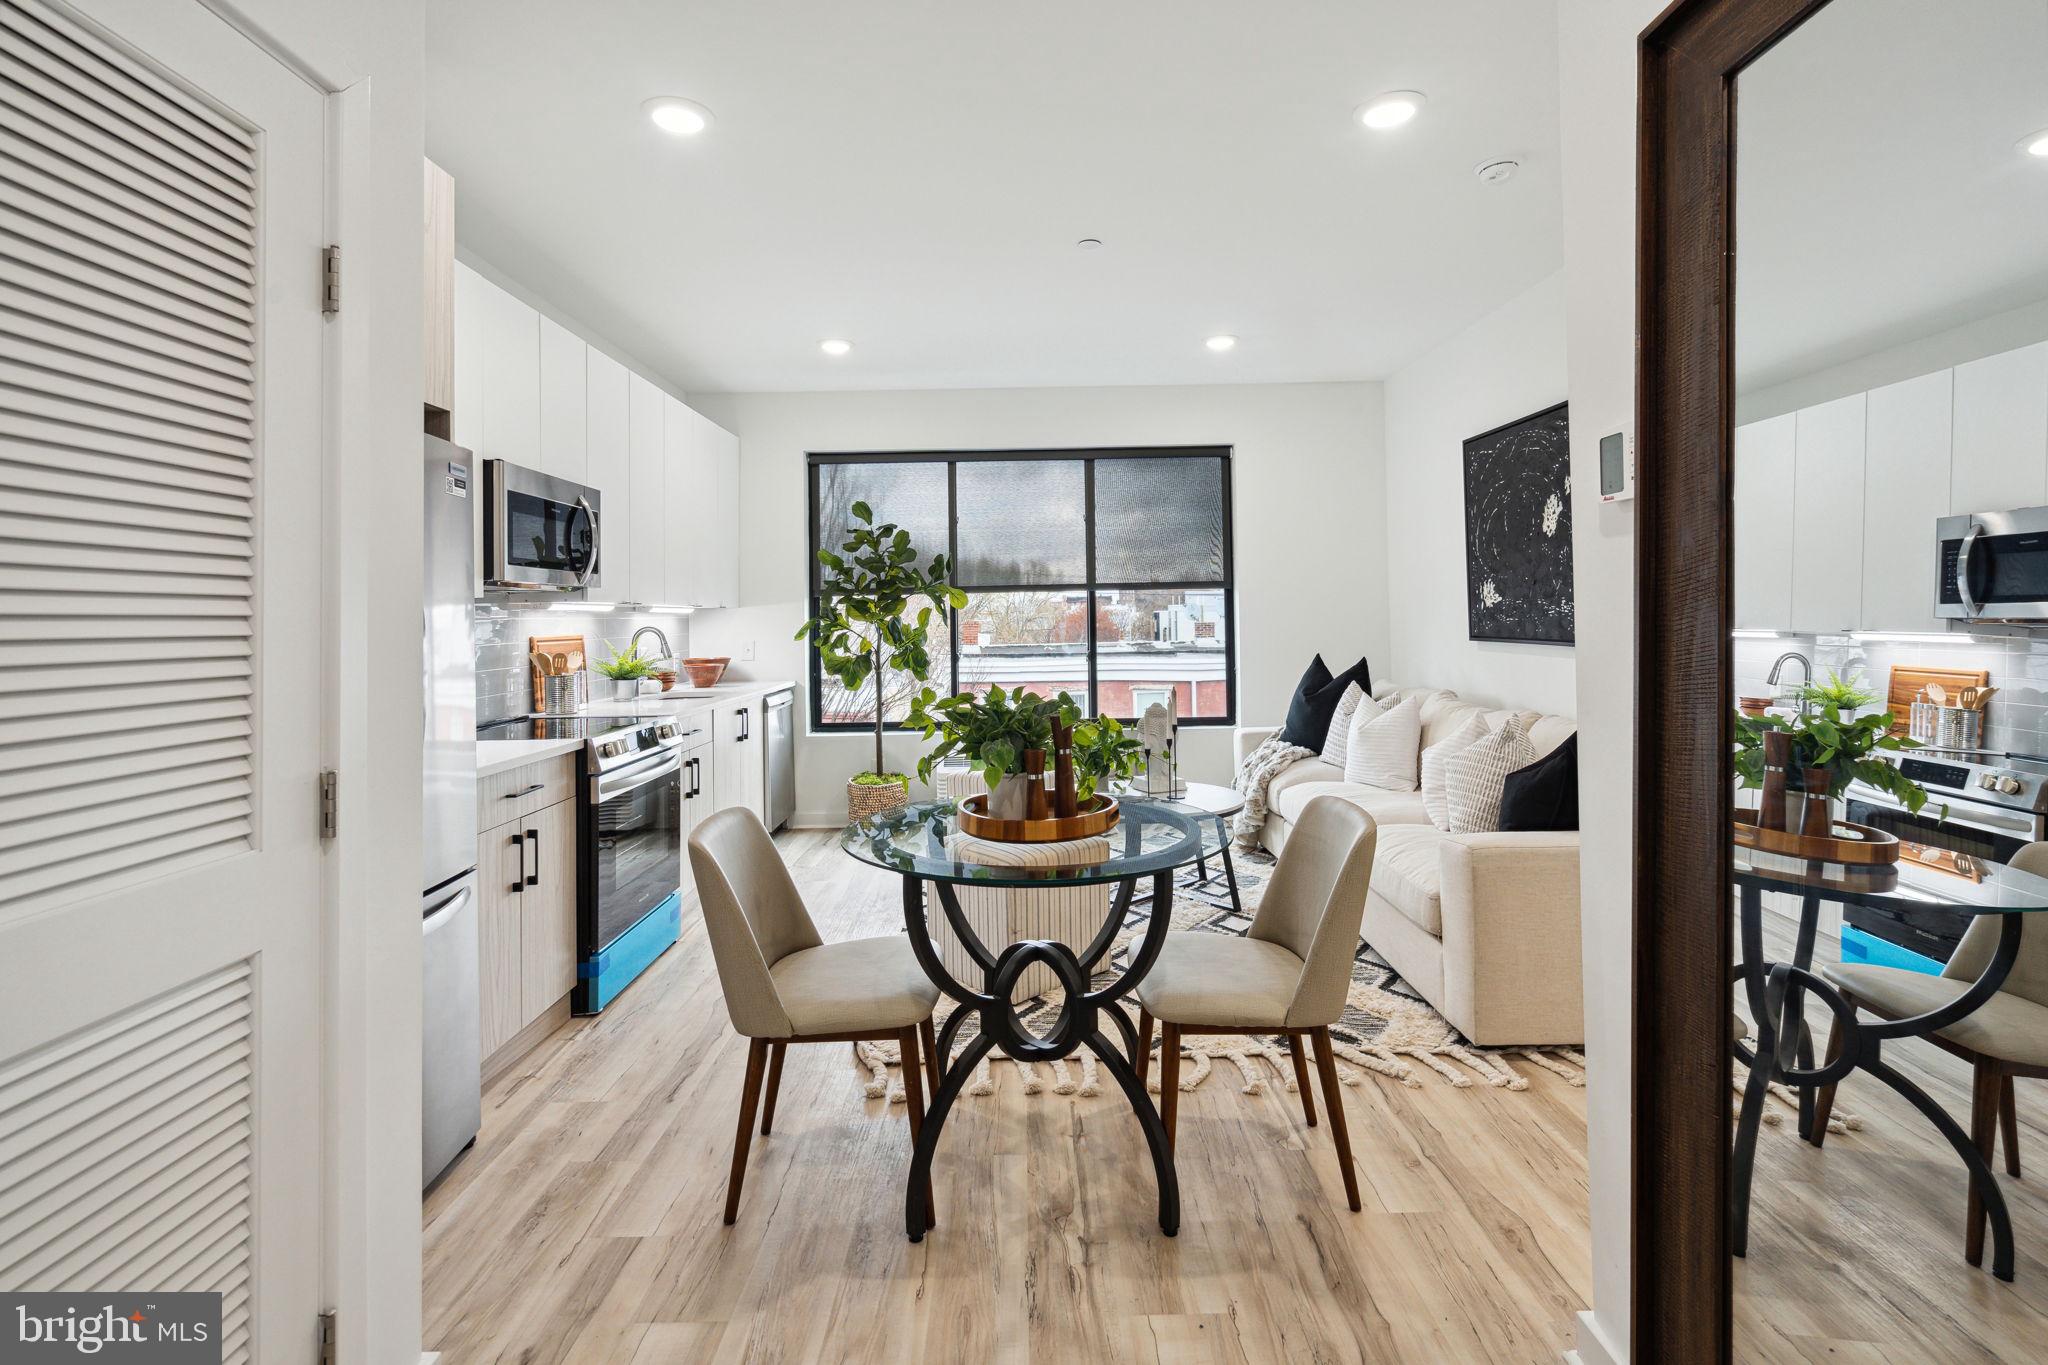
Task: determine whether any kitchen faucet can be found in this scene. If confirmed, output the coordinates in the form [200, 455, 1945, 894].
[1766, 651, 1812, 715]
[628, 625, 672, 662]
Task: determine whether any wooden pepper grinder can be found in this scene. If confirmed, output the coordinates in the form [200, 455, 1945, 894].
[1050, 721, 1079, 818]
[1760, 730, 1793, 832]
[1024, 748, 1051, 820]
[1798, 767, 1834, 838]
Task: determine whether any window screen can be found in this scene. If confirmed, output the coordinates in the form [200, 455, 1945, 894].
[807, 448, 1233, 729]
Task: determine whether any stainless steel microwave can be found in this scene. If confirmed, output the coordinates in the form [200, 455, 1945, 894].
[484, 459, 600, 592]
[1937, 506, 2048, 624]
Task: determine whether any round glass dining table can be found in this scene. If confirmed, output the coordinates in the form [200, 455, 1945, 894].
[1731, 841, 2048, 1282]
[842, 797, 1224, 1242]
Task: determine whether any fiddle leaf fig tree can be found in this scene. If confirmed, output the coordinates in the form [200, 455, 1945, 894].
[796, 501, 967, 781]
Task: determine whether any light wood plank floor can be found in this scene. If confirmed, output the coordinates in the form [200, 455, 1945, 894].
[423, 831, 1591, 1363]
[1736, 911, 2048, 1362]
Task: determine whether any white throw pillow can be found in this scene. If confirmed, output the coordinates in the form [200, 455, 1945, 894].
[1344, 693, 1422, 791]
[1445, 716, 1537, 834]
[1320, 682, 1369, 771]
[1421, 715, 1489, 830]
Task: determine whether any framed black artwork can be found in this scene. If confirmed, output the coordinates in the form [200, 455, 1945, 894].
[1462, 401, 1574, 645]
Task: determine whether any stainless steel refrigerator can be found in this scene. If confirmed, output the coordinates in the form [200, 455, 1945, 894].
[422, 435, 481, 1187]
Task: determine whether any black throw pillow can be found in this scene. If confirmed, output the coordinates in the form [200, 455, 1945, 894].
[1499, 733, 1579, 832]
[1278, 654, 1373, 752]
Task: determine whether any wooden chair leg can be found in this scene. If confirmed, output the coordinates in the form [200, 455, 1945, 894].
[1808, 1005, 1854, 1147]
[1967, 1059, 1999, 1265]
[1136, 1008, 1154, 1089]
[2001, 1074, 2021, 1178]
[759, 1042, 787, 1136]
[1159, 1023, 1182, 1155]
[899, 1026, 935, 1230]
[919, 1016, 942, 1103]
[1311, 1027, 1361, 1212]
[724, 1038, 769, 1225]
[1288, 1033, 1317, 1128]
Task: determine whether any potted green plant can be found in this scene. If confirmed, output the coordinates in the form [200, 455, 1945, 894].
[796, 501, 965, 819]
[593, 643, 656, 702]
[907, 686, 1145, 818]
[1732, 669, 1938, 820]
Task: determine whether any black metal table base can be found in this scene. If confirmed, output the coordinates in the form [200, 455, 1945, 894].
[1732, 883, 2023, 1281]
[899, 871, 1181, 1242]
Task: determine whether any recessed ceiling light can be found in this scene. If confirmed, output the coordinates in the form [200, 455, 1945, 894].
[1205, 334, 1238, 353]
[1077, 237, 1104, 250]
[2021, 129, 2048, 158]
[643, 97, 713, 137]
[820, 339, 852, 357]
[1356, 91, 1426, 131]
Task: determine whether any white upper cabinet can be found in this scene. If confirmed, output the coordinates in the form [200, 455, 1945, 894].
[1734, 413, 1796, 630]
[1789, 394, 1866, 634]
[536, 316, 587, 485]
[450, 263, 484, 455]
[461, 263, 539, 470]
[1860, 370, 1952, 632]
[1950, 342, 2048, 514]
[583, 348, 629, 602]
[628, 374, 666, 606]
[662, 394, 697, 606]
[711, 422, 740, 607]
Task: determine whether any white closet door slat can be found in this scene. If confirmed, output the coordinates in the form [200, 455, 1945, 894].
[0, 329, 253, 422]
[1, 148, 253, 295]
[0, 726, 250, 796]
[0, 809, 252, 913]
[0, 1, 250, 155]
[1, 445, 252, 510]
[0, 274, 251, 376]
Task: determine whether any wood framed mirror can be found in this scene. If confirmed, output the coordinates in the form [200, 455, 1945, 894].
[1638, 0, 2048, 1359]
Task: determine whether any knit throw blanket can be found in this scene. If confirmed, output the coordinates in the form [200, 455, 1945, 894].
[1230, 736, 1316, 851]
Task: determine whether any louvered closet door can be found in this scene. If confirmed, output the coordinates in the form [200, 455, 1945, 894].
[0, 0, 325, 1357]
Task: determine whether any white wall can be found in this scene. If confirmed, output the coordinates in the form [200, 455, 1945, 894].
[1383, 270, 1574, 715]
[1558, 1, 1660, 1362]
[1738, 295, 2048, 424]
[686, 383, 1388, 826]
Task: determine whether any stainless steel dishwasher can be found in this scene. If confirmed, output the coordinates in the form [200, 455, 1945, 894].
[765, 688, 795, 831]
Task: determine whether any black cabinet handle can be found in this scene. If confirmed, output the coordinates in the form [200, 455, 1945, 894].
[507, 782, 544, 800]
[737, 707, 749, 742]
[525, 828, 539, 886]
[512, 832, 526, 893]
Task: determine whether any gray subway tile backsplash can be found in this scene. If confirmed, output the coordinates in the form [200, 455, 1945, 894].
[473, 604, 689, 726]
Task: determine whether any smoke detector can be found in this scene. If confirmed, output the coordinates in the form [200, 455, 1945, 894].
[1475, 159, 1519, 186]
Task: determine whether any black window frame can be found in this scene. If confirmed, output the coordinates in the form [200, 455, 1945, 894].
[805, 446, 1236, 735]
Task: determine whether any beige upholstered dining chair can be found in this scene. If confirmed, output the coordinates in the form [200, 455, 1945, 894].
[1134, 795, 1379, 1211]
[688, 807, 943, 1226]
[1815, 839, 2048, 1266]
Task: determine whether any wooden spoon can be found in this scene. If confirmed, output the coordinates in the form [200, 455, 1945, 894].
[1926, 682, 1948, 706]
[530, 651, 553, 676]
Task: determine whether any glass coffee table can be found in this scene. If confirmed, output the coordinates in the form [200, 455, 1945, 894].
[842, 797, 1224, 1242]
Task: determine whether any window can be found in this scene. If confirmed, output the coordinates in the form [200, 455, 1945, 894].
[807, 449, 1234, 731]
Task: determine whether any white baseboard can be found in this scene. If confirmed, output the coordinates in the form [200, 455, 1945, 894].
[788, 810, 846, 830]
[1567, 1310, 1625, 1365]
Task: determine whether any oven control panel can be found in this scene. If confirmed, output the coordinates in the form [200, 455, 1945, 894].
[1975, 769, 2028, 797]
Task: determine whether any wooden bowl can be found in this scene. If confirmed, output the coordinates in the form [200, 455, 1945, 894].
[681, 656, 730, 688]
[956, 793, 1120, 843]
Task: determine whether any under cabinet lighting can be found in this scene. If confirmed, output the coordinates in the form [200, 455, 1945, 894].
[644, 605, 698, 615]
[1205, 334, 1238, 352]
[820, 339, 853, 356]
[1729, 630, 1782, 639]
[1850, 631, 1979, 644]
[549, 601, 617, 612]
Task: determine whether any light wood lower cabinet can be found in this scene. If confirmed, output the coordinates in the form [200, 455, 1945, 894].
[475, 759, 581, 1064]
[712, 700, 764, 821]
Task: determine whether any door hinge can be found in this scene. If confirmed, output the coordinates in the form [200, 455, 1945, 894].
[319, 770, 339, 839]
[317, 1310, 337, 1365]
[321, 244, 341, 315]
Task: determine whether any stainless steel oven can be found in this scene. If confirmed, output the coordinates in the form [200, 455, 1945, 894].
[1937, 506, 2048, 624]
[574, 717, 690, 1012]
[484, 458, 601, 592]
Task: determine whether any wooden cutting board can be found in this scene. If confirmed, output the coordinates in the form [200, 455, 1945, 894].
[528, 633, 587, 712]
[1885, 664, 1989, 736]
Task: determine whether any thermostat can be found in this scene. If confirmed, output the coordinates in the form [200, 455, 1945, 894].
[1598, 424, 1635, 503]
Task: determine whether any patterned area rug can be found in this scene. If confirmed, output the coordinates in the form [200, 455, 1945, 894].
[853, 848, 1589, 1104]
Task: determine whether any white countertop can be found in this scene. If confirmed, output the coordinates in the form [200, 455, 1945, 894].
[474, 680, 794, 778]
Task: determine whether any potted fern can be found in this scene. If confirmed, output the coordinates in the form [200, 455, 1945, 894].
[797, 501, 965, 819]
[1732, 669, 1938, 822]
[907, 686, 1144, 818]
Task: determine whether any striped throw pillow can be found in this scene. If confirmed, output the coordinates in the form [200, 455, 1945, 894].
[1445, 716, 1537, 834]
[1344, 693, 1422, 790]
[1320, 683, 1370, 771]
[1421, 715, 1489, 830]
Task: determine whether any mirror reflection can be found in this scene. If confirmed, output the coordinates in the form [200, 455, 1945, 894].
[1732, 0, 2048, 1354]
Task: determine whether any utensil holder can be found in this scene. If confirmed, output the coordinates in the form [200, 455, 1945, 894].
[543, 674, 579, 714]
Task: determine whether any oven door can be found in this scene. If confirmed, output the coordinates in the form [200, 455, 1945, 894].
[1844, 787, 2038, 866]
[585, 749, 682, 954]
[1936, 508, 2048, 622]
[486, 459, 600, 591]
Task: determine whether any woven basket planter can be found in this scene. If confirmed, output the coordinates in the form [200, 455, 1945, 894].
[847, 778, 909, 822]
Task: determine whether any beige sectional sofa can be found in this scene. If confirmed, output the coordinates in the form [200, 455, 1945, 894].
[1234, 685, 1583, 1046]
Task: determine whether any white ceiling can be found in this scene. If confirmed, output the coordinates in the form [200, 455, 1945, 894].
[1735, 0, 2048, 395]
[425, 1, 1563, 394]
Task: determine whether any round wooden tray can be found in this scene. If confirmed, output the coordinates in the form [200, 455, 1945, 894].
[957, 793, 1121, 843]
[1733, 809, 1900, 865]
